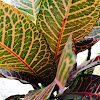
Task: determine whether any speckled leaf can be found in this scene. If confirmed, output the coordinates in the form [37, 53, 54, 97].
[55, 35, 76, 93]
[1, 0, 42, 24]
[0, 69, 40, 89]
[75, 18, 100, 54]
[0, 1, 56, 86]
[24, 80, 56, 100]
[58, 74, 100, 100]
[37, 0, 100, 62]
[68, 55, 100, 82]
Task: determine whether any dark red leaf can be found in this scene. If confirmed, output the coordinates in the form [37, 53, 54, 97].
[5, 95, 25, 100]
[75, 18, 100, 54]
[0, 69, 40, 89]
[68, 74, 100, 93]
[67, 55, 100, 82]
[58, 74, 100, 100]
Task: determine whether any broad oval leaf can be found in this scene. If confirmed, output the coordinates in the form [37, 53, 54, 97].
[37, 0, 100, 62]
[24, 80, 56, 100]
[0, 1, 56, 86]
[58, 74, 100, 100]
[75, 18, 100, 54]
[55, 35, 76, 93]
[1, 0, 42, 24]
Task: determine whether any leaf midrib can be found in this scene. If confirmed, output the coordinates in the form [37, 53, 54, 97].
[0, 43, 39, 79]
[54, 0, 72, 61]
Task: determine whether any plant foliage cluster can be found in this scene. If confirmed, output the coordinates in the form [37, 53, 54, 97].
[0, 0, 100, 99]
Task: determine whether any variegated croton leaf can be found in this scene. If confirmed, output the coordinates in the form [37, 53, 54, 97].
[1, 0, 42, 24]
[5, 95, 25, 100]
[0, 69, 40, 89]
[24, 80, 56, 100]
[58, 74, 100, 100]
[55, 35, 76, 93]
[0, 1, 56, 86]
[67, 55, 100, 83]
[75, 18, 100, 54]
[37, 0, 100, 63]
[23, 34, 75, 99]
[58, 94, 100, 100]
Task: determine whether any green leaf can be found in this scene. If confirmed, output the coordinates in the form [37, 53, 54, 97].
[0, 1, 56, 86]
[1, 0, 42, 24]
[75, 18, 100, 53]
[37, 0, 100, 62]
[24, 80, 56, 100]
[58, 74, 100, 100]
[55, 35, 76, 93]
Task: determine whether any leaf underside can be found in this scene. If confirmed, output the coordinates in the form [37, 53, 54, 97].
[0, 1, 56, 86]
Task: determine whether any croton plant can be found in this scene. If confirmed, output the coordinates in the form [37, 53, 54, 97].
[0, 0, 100, 100]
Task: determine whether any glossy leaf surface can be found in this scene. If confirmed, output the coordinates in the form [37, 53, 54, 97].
[55, 35, 76, 93]
[75, 18, 100, 53]
[1, 0, 41, 24]
[58, 74, 100, 100]
[24, 80, 56, 100]
[0, 1, 56, 86]
[37, 0, 100, 62]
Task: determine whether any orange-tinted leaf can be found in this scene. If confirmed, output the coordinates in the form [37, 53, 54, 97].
[37, 0, 100, 63]
[0, 1, 56, 86]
